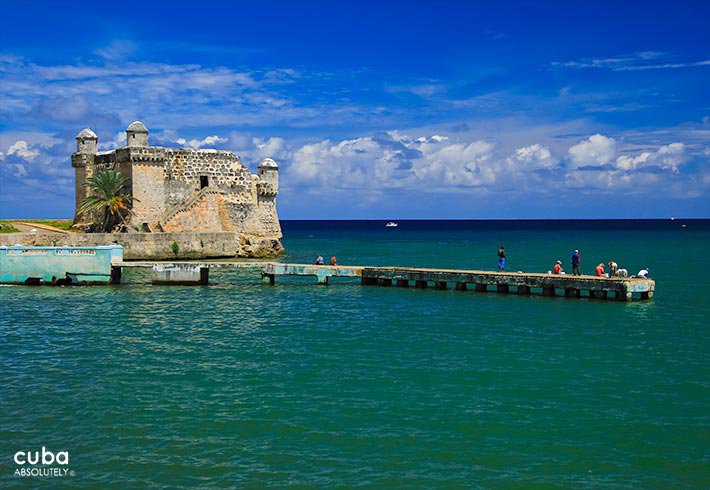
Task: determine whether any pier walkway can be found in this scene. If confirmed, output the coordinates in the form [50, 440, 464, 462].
[260, 263, 654, 301]
[108, 260, 654, 301]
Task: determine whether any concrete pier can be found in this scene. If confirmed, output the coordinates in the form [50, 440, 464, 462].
[259, 263, 655, 301]
[101, 260, 656, 301]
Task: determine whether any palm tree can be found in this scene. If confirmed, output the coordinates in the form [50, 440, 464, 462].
[78, 170, 136, 232]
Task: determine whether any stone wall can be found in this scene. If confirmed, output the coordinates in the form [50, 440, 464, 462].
[164, 148, 248, 188]
[1, 232, 283, 260]
[162, 191, 228, 233]
[132, 163, 166, 226]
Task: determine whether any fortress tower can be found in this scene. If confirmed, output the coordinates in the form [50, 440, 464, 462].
[258, 158, 279, 195]
[71, 128, 99, 225]
[126, 120, 149, 147]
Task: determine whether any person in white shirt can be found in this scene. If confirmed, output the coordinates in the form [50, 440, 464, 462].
[637, 268, 650, 278]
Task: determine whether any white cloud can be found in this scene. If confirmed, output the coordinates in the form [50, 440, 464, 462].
[567, 134, 616, 169]
[251, 137, 288, 161]
[171, 135, 228, 149]
[510, 144, 557, 170]
[553, 51, 710, 72]
[412, 140, 495, 187]
[8, 163, 28, 178]
[285, 133, 498, 191]
[616, 143, 686, 173]
[7, 140, 40, 159]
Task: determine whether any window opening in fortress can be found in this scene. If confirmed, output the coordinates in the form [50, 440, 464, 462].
[200, 176, 209, 189]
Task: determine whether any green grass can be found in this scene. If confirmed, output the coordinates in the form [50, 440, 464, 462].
[0, 221, 21, 233]
[24, 219, 74, 230]
[0, 219, 74, 233]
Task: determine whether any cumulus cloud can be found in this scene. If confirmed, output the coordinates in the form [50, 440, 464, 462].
[510, 143, 557, 170]
[567, 134, 616, 169]
[251, 137, 288, 161]
[176, 135, 229, 149]
[7, 141, 40, 159]
[285, 133, 497, 191]
[616, 143, 686, 173]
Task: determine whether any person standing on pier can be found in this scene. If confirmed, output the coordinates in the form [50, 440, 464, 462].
[497, 246, 506, 271]
[571, 249, 581, 275]
[315, 253, 324, 265]
[330, 256, 337, 266]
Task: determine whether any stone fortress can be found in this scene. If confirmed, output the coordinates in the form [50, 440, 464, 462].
[70, 121, 284, 257]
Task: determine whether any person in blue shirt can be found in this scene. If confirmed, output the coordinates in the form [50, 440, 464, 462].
[571, 249, 581, 275]
[497, 246, 506, 271]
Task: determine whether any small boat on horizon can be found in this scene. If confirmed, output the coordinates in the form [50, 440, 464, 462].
[386, 221, 398, 228]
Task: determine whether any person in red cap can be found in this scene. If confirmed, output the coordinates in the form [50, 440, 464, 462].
[553, 260, 564, 274]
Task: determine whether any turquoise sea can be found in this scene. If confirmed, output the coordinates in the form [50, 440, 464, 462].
[1, 220, 709, 487]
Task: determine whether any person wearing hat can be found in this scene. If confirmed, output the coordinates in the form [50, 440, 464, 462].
[637, 268, 650, 278]
[596, 262, 605, 276]
[571, 249, 581, 275]
[553, 260, 564, 274]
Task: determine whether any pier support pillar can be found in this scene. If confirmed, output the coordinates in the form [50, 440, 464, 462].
[110, 266, 122, 285]
[316, 275, 329, 285]
[200, 267, 209, 285]
[396, 279, 409, 287]
[435, 281, 447, 290]
[262, 273, 275, 285]
[542, 286, 556, 296]
[564, 288, 580, 298]
[496, 284, 509, 294]
[640, 291, 653, 300]
[475, 283, 487, 292]
[589, 290, 607, 299]
[152, 264, 208, 285]
[517, 285, 531, 295]
[361, 277, 377, 286]
[455, 282, 467, 291]
[380, 278, 393, 287]
[415, 280, 427, 288]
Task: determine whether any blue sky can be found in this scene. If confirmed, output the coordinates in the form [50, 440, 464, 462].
[1, 0, 708, 219]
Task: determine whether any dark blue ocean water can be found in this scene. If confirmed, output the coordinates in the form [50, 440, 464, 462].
[1, 220, 709, 487]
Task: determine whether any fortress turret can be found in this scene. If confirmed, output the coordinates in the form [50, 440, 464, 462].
[76, 127, 98, 154]
[126, 120, 149, 147]
[258, 158, 279, 195]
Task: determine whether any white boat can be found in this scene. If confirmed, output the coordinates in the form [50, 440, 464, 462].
[386, 221, 398, 228]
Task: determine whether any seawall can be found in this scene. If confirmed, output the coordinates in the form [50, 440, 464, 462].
[0, 232, 284, 260]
